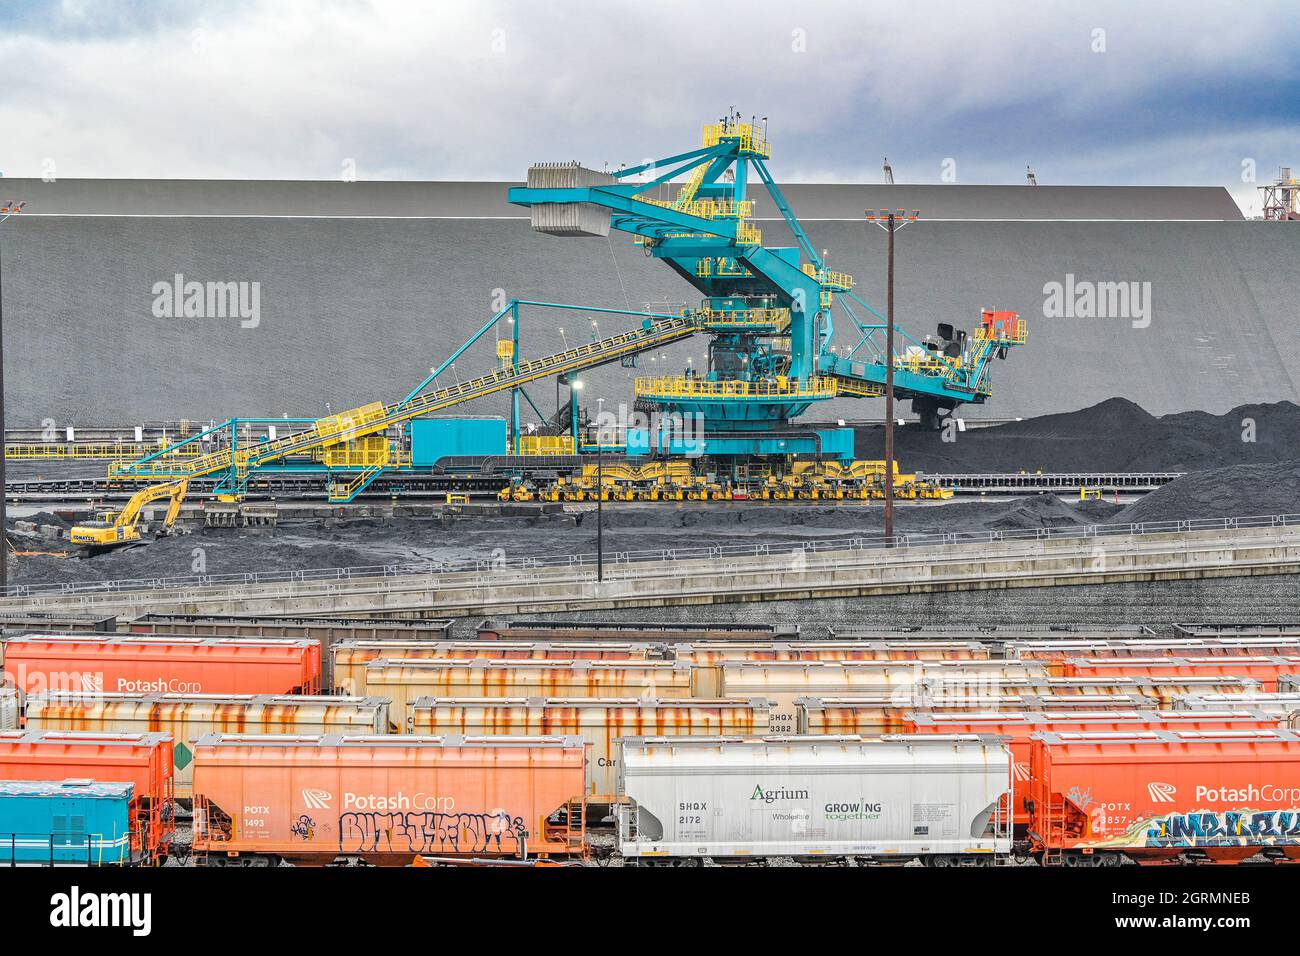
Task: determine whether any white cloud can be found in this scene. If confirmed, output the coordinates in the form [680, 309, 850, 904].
[0, 0, 1296, 200]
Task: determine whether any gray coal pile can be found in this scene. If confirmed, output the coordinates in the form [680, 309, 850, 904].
[855, 399, 1300, 474]
[1116, 460, 1300, 524]
[8, 496, 1123, 587]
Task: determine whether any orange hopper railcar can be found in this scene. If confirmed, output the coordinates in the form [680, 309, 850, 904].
[0, 729, 175, 863]
[902, 709, 1283, 830]
[190, 733, 589, 866]
[1029, 728, 1300, 865]
[2, 634, 322, 700]
[1061, 656, 1300, 692]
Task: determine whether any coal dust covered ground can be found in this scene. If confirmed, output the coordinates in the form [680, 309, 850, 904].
[8, 398, 1300, 588]
[10, 496, 1125, 587]
[857, 398, 1300, 473]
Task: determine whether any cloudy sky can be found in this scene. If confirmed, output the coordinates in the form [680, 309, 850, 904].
[1, 0, 1297, 213]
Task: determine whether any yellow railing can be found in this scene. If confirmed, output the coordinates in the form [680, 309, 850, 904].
[736, 220, 762, 245]
[321, 436, 393, 468]
[329, 463, 387, 502]
[637, 197, 755, 219]
[518, 435, 576, 456]
[315, 402, 386, 440]
[695, 258, 752, 278]
[638, 214, 760, 247]
[635, 376, 838, 400]
[801, 263, 855, 290]
[697, 307, 790, 328]
[972, 317, 1027, 346]
[673, 163, 710, 209]
[5, 443, 203, 461]
[834, 377, 884, 397]
[703, 121, 771, 158]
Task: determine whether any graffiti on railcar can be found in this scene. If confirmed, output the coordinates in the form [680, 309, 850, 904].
[1145, 808, 1300, 847]
[339, 810, 528, 854]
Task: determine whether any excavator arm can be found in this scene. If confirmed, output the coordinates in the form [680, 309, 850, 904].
[69, 479, 189, 550]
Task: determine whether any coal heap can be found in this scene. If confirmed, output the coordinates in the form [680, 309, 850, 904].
[1116, 460, 1300, 523]
[855, 399, 1300, 474]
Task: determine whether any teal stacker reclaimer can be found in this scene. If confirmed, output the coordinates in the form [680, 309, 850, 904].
[73, 114, 1026, 541]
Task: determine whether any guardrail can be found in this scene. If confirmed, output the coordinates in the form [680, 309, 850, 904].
[5, 512, 1298, 601]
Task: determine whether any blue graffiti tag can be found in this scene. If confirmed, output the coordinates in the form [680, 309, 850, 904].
[1146, 809, 1300, 847]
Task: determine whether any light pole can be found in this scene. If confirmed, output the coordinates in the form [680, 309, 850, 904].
[596, 442, 604, 582]
[0, 200, 27, 590]
[595, 395, 605, 583]
[866, 208, 918, 545]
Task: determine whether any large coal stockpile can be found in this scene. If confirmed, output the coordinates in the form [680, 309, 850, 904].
[855, 398, 1300, 474]
[1115, 460, 1300, 523]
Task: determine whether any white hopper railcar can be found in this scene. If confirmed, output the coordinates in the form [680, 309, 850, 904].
[615, 733, 1012, 865]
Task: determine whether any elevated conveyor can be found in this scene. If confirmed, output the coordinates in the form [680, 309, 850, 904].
[106, 314, 697, 501]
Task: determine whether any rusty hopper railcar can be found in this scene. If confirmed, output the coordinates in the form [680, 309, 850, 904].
[332, 640, 666, 696]
[674, 640, 993, 662]
[718, 660, 1051, 732]
[615, 734, 1012, 865]
[365, 659, 699, 727]
[795, 694, 1156, 734]
[24, 692, 391, 799]
[923, 676, 1263, 709]
[1028, 728, 1300, 865]
[409, 696, 771, 800]
[675, 641, 994, 695]
[190, 733, 589, 866]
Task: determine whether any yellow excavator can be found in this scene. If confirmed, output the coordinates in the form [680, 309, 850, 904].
[69, 480, 189, 553]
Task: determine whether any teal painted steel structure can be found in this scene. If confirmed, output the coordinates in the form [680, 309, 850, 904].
[508, 113, 1026, 439]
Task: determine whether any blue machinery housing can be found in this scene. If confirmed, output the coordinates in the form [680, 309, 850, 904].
[0, 780, 136, 867]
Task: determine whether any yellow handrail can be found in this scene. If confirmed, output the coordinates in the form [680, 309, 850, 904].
[635, 376, 837, 399]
